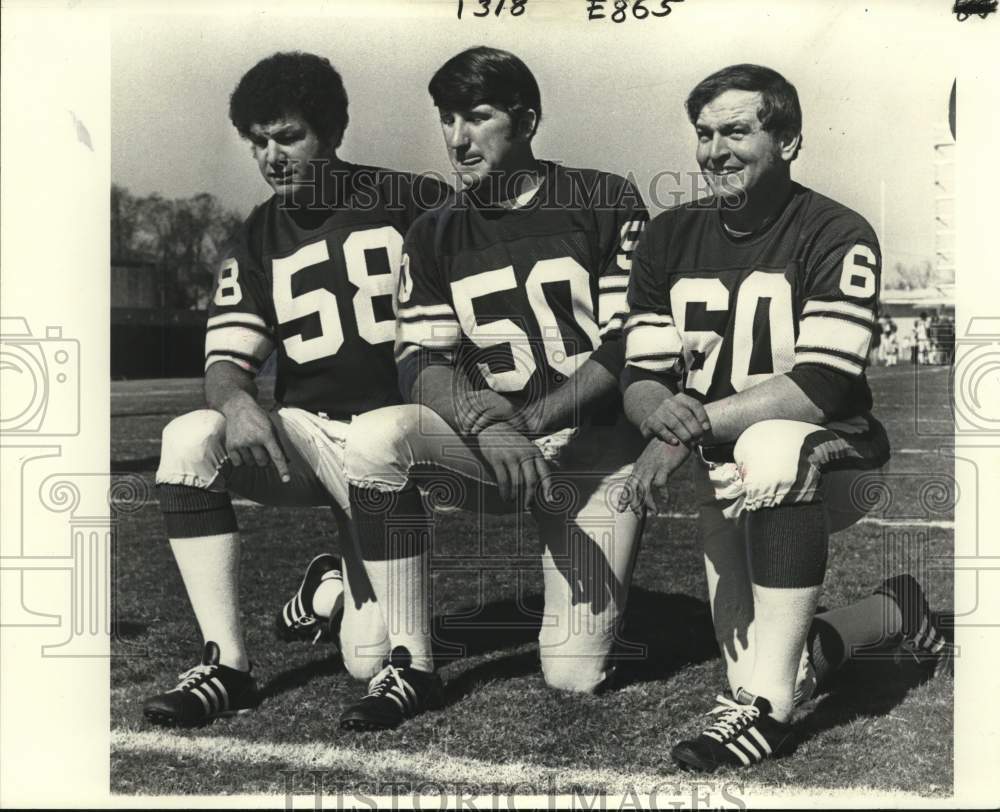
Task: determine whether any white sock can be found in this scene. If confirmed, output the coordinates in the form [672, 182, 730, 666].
[169, 533, 249, 671]
[745, 583, 821, 721]
[700, 510, 756, 696]
[312, 571, 344, 619]
[365, 550, 433, 672]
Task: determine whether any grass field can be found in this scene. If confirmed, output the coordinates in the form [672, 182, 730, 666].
[109, 365, 954, 799]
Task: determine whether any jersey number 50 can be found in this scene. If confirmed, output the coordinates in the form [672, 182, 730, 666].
[450, 257, 600, 392]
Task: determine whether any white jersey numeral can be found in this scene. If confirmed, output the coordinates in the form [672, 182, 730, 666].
[273, 240, 345, 364]
[272, 227, 402, 365]
[839, 244, 878, 298]
[343, 226, 404, 345]
[731, 271, 796, 390]
[450, 257, 600, 392]
[670, 277, 728, 396]
[670, 272, 796, 394]
[213, 258, 243, 306]
[525, 257, 599, 377]
[452, 266, 537, 392]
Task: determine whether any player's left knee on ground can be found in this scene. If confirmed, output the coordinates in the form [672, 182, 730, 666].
[539, 649, 612, 694]
[538, 613, 617, 694]
[733, 419, 825, 513]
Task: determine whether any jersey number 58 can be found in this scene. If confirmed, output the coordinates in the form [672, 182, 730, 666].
[271, 227, 403, 364]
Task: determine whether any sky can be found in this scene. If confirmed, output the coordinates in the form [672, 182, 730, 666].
[111, 0, 958, 272]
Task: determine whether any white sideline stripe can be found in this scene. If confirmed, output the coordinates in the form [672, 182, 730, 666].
[112, 389, 201, 397]
[111, 729, 669, 794]
[109, 730, 941, 802]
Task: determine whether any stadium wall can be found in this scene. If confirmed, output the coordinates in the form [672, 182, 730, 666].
[111, 308, 206, 379]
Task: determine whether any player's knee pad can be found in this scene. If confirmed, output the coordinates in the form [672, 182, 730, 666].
[156, 409, 227, 489]
[733, 419, 822, 512]
[344, 405, 430, 492]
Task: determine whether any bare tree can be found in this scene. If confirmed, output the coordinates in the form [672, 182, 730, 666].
[110, 185, 243, 309]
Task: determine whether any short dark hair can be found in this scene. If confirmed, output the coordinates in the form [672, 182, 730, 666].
[428, 46, 542, 136]
[686, 64, 803, 157]
[229, 51, 349, 148]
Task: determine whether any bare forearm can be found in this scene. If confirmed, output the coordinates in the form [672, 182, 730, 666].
[623, 379, 675, 430]
[704, 374, 824, 444]
[533, 359, 617, 434]
[411, 365, 465, 435]
[204, 361, 258, 413]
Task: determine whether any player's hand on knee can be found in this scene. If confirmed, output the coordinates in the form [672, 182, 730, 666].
[617, 438, 690, 515]
[220, 397, 291, 483]
[476, 422, 551, 509]
[454, 390, 518, 436]
[639, 394, 711, 445]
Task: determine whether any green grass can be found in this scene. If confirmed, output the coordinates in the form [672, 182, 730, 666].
[109, 365, 954, 797]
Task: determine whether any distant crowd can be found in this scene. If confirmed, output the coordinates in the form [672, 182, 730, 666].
[871, 311, 955, 366]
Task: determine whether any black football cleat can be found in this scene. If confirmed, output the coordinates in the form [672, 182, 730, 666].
[671, 690, 797, 773]
[275, 553, 344, 644]
[339, 646, 443, 731]
[142, 641, 258, 727]
[875, 574, 952, 676]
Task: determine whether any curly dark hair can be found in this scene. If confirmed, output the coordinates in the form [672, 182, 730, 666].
[686, 64, 803, 159]
[428, 46, 541, 137]
[228, 51, 349, 148]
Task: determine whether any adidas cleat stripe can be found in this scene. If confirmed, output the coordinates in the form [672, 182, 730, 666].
[211, 678, 229, 708]
[191, 686, 213, 715]
[737, 735, 761, 760]
[726, 743, 752, 766]
[671, 694, 796, 772]
[748, 726, 772, 754]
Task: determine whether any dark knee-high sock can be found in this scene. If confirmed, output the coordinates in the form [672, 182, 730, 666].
[808, 594, 904, 688]
[746, 502, 828, 721]
[157, 484, 247, 670]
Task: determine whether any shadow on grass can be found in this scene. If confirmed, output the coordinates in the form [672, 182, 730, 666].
[428, 587, 718, 698]
[796, 612, 955, 744]
[445, 650, 543, 701]
[258, 652, 345, 701]
[431, 593, 545, 661]
[798, 657, 946, 744]
[614, 587, 719, 686]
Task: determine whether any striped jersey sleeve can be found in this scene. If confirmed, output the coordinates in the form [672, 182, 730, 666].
[596, 180, 648, 343]
[794, 223, 881, 378]
[204, 235, 275, 376]
[623, 222, 684, 383]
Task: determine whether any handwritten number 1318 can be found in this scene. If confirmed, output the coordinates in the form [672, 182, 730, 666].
[457, 0, 527, 18]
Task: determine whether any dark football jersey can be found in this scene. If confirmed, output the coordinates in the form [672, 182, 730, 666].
[625, 183, 880, 414]
[395, 162, 647, 404]
[206, 164, 452, 418]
